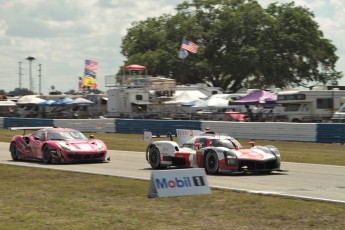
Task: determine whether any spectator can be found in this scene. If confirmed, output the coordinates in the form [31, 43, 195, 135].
[245, 104, 254, 122]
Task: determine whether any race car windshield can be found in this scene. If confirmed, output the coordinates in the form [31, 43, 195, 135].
[47, 131, 87, 141]
[211, 139, 242, 149]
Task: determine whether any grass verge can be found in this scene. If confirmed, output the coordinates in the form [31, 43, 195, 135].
[1, 164, 345, 230]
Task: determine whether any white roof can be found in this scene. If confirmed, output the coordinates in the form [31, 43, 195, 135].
[192, 97, 229, 108]
[165, 90, 207, 104]
[16, 95, 46, 104]
[0, 100, 16, 106]
[174, 90, 207, 99]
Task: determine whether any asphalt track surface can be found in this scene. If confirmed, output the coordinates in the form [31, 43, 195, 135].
[1, 142, 344, 204]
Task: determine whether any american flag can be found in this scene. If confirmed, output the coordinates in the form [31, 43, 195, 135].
[85, 60, 98, 70]
[181, 38, 199, 53]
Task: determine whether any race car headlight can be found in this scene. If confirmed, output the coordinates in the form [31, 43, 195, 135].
[224, 151, 238, 166]
[94, 142, 106, 150]
[57, 143, 70, 151]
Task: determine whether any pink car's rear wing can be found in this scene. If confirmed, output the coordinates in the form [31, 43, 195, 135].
[8, 127, 54, 135]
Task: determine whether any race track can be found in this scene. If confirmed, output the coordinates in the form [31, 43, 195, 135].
[1, 142, 344, 204]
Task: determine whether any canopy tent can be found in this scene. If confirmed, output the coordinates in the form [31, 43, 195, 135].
[165, 90, 207, 104]
[229, 89, 277, 105]
[16, 95, 46, 105]
[37, 100, 55, 106]
[0, 100, 16, 106]
[51, 97, 74, 106]
[191, 97, 229, 108]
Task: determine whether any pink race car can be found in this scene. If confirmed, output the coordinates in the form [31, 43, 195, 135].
[9, 127, 109, 164]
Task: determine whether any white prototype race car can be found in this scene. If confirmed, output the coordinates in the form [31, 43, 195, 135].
[145, 129, 282, 174]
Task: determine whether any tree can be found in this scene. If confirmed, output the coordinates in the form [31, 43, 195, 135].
[120, 0, 342, 92]
[8, 88, 34, 96]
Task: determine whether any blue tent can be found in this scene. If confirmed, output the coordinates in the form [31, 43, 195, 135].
[37, 100, 55, 106]
[52, 97, 74, 106]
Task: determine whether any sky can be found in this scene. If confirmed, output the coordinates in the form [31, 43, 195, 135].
[0, 0, 344, 95]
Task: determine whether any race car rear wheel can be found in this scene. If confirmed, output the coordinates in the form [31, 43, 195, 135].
[205, 151, 219, 174]
[148, 146, 165, 169]
[42, 146, 52, 164]
[10, 142, 19, 161]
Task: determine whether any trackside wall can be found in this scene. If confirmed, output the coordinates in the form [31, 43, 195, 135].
[316, 124, 345, 143]
[3, 117, 55, 128]
[0, 117, 345, 143]
[201, 121, 317, 142]
[114, 119, 202, 136]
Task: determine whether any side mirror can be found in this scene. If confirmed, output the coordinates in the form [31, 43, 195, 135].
[89, 135, 94, 139]
[248, 141, 255, 147]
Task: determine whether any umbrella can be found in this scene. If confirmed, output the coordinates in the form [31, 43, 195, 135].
[68, 97, 94, 105]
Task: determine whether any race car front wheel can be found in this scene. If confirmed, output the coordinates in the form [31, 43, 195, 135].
[148, 146, 165, 169]
[42, 146, 52, 164]
[205, 151, 219, 174]
[10, 142, 19, 161]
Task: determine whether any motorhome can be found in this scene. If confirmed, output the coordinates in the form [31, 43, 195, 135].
[106, 76, 177, 118]
[331, 97, 345, 122]
[275, 89, 345, 122]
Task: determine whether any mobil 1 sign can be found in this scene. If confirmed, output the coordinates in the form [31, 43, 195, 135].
[148, 168, 211, 198]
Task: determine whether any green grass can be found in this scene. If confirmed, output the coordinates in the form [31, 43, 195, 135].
[1, 128, 345, 229]
[1, 165, 344, 230]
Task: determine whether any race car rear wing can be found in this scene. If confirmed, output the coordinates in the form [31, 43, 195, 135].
[8, 126, 54, 135]
[144, 129, 203, 145]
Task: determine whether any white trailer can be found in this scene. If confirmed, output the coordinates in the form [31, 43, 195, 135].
[107, 87, 150, 118]
[275, 89, 345, 122]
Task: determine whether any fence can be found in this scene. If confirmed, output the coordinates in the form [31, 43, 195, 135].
[1, 117, 345, 143]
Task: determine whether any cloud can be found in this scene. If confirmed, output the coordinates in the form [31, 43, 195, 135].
[0, 0, 181, 94]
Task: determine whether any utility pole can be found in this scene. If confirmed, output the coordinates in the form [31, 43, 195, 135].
[26, 56, 35, 92]
[18, 62, 22, 88]
[38, 64, 42, 95]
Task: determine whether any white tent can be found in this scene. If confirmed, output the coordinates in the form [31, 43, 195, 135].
[192, 97, 229, 108]
[68, 97, 94, 105]
[165, 90, 207, 104]
[16, 95, 46, 105]
[0, 100, 16, 106]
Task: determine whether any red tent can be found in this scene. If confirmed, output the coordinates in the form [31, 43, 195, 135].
[124, 64, 146, 70]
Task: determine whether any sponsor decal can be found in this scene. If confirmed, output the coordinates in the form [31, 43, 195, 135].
[148, 168, 211, 198]
[177, 129, 192, 136]
[155, 176, 205, 189]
